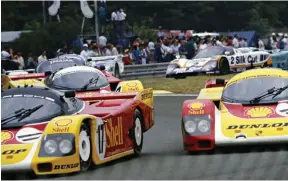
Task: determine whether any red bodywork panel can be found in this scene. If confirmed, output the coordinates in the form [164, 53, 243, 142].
[181, 99, 216, 151]
[204, 79, 229, 88]
[2, 92, 154, 159]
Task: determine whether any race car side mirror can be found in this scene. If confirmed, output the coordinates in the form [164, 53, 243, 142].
[64, 91, 76, 98]
[216, 78, 225, 85]
[44, 71, 52, 76]
[224, 51, 230, 56]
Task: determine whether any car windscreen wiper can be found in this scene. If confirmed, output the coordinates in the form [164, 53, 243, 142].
[81, 77, 99, 90]
[249, 85, 288, 104]
[1, 105, 43, 125]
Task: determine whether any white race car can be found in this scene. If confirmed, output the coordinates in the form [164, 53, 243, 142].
[87, 55, 124, 78]
[166, 46, 272, 78]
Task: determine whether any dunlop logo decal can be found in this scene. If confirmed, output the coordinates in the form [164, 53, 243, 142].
[227, 122, 288, 129]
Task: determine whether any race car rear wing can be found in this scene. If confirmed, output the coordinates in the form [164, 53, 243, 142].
[7, 72, 50, 80]
[204, 78, 229, 88]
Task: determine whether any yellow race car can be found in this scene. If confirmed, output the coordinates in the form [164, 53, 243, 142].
[1, 86, 154, 176]
[181, 68, 288, 152]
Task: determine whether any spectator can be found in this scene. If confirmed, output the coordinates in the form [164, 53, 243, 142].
[99, 5, 106, 34]
[179, 30, 185, 40]
[271, 36, 278, 50]
[117, 8, 126, 37]
[109, 43, 119, 55]
[199, 39, 207, 51]
[1, 46, 19, 71]
[154, 38, 163, 63]
[111, 9, 118, 37]
[104, 45, 112, 56]
[25, 53, 34, 69]
[38, 50, 47, 64]
[227, 36, 233, 46]
[215, 36, 223, 46]
[178, 40, 188, 58]
[31, 56, 39, 69]
[239, 37, 245, 47]
[139, 43, 147, 64]
[144, 42, 151, 64]
[80, 44, 89, 60]
[16, 52, 25, 70]
[99, 34, 107, 46]
[258, 38, 265, 50]
[283, 34, 288, 47]
[232, 34, 239, 48]
[161, 38, 173, 62]
[88, 44, 100, 57]
[243, 37, 248, 47]
[170, 39, 180, 59]
[157, 26, 165, 37]
[132, 43, 142, 64]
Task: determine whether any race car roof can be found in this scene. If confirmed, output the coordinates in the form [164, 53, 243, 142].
[1, 87, 64, 106]
[226, 68, 288, 87]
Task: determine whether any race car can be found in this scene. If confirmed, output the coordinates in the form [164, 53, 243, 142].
[1, 86, 154, 176]
[166, 46, 272, 79]
[2, 66, 145, 98]
[181, 68, 288, 152]
[87, 55, 125, 78]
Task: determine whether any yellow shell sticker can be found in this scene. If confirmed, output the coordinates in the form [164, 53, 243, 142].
[55, 119, 72, 127]
[126, 82, 138, 87]
[1, 131, 14, 144]
[188, 102, 205, 110]
[245, 107, 274, 118]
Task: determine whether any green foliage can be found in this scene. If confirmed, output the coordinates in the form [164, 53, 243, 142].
[247, 19, 272, 36]
[11, 17, 81, 58]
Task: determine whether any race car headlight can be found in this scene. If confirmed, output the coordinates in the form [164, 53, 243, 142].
[202, 61, 217, 71]
[183, 115, 212, 135]
[184, 121, 197, 133]
[39, 134, 75, 157]
[198, 120, 210, 132]
[59, 140, 73, 154]
[44, 140, 57, 154]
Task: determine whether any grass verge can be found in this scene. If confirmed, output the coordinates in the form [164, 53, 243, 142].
[139, 74, 234, 94]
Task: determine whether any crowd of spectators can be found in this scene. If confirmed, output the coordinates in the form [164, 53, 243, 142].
[1, 46, 47, 71]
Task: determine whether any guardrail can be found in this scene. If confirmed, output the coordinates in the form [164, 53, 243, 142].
[121, 63, 169, 79]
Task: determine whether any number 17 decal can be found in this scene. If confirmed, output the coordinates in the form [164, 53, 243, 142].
[96, 118, 107, 160]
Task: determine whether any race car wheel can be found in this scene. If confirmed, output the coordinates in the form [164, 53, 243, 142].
[132, 109, 143, 157]
[114, 64, 120, 78]
[79, 122, 92, 171]
[219, 58, 230, 75]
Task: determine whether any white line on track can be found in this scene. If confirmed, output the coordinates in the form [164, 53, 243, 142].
[153, 93, 198, 97]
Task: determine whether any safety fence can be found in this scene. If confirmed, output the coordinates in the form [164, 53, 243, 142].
[121, 63, 169, 79]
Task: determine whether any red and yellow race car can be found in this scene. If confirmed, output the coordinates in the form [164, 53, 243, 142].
[1, 86, 154, 175]
[181, 68, 288, 152]
[2, 66, 145, 99]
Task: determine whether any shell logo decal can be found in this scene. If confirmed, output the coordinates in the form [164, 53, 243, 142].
[126, 82, 138, 87]
[1, 131, 14, 144]
[55, 119, 72, 127]
[188, 102, 205, 110]
[245, 107, 274, 118]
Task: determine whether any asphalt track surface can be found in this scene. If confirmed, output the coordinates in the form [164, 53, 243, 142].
[3, 96, 288, 180]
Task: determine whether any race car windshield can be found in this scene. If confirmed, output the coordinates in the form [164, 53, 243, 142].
[222, 77, 288, 104]
[48, 71, 109, 91]
[36, 59, 84, 73]
[1, 97, 63, 125]
[194, 47, 225, 59]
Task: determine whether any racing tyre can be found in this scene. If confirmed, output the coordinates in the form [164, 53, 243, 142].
[219, 58, 230, 75]
[79, 122, 92, 171]
[131, 109, 144, 157]
[114, 64, 120, 78]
